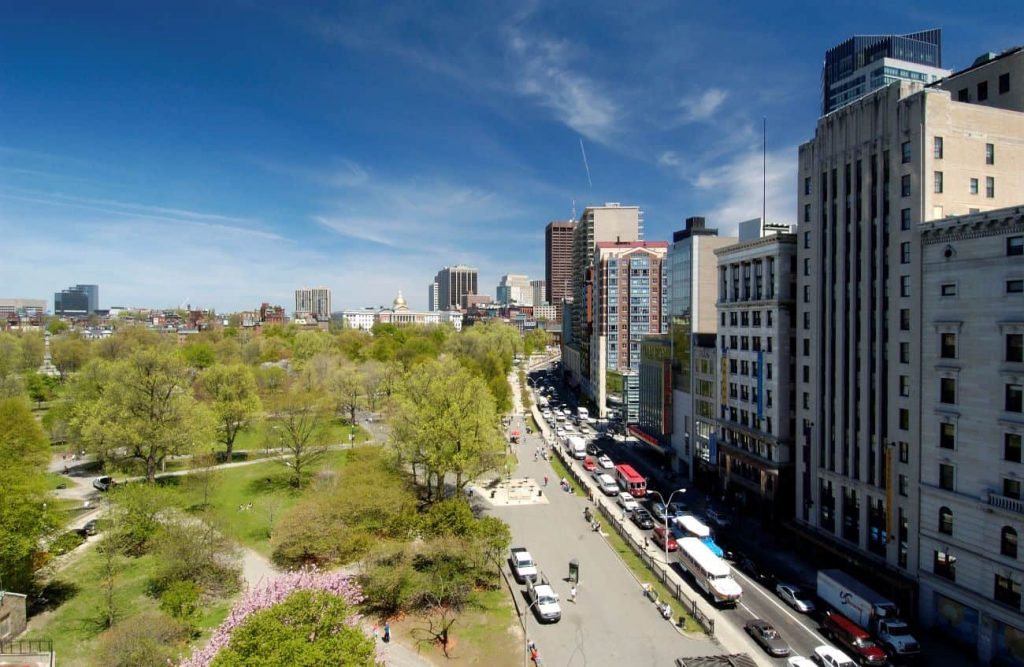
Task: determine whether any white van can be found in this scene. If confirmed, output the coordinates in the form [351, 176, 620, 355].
[592, 472, 619, 496]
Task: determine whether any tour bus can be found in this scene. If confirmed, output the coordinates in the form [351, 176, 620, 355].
[674, 515, 725, 558]
[677, 537, 742, 606]
[613, 464, 647, 497]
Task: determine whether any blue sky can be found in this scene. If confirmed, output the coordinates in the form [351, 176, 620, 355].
[0, 1, 1018, 312]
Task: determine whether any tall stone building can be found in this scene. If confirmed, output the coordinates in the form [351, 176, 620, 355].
[545, 220, 576, 308]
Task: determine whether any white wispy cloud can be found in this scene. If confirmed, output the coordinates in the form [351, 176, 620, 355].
[506, 30, 620, 144]
[677, 89, 728, 123]
[692, 145, 797, 234]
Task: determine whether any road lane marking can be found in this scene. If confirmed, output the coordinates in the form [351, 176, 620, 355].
[730, 569, 826, 644]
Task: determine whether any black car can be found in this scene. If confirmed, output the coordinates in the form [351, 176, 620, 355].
[631, 508, 655, 530]
[586, 442, 603, 456]
[736, 553, 776, 588]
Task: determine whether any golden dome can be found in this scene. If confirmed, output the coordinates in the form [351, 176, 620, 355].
[393, 290, 409, 311]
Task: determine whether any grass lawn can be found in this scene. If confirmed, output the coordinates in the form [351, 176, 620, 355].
[383, 588, 520, 666]
[547, 456, 584, 496]
[599, 520, 699, 633]
[24, 547, 231, 667]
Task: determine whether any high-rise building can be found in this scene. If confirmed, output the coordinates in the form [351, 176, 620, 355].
[590, 239, 667, 421]
[545, 220, 576, 307]
[715, 222, 797, 522]
[915, 206, 1024, 664]
[294, 286, 332, 320]
[0, 298, 46, 317]
[434, 265, 478, 310]
[565, 204, 642, 396]
[54, 284, 98, 317]
[666, 217, 736, 477]
[427, 281, 439, 312]
[822, 30, 949, 115]
[496, 274, 532, 305]
[530, 280, 547, 308]
[795, 46, 1024, 617]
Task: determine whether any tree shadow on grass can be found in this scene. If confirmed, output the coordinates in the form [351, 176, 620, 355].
[246, 472, 298, 496]
[28, 578, 80, 616]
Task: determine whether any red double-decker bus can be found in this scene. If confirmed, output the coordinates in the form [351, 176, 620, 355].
[614, 463, 646, 497]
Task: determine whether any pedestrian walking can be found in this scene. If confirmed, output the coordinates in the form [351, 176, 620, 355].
[543, 474, 548, 486]
[569, 585, 577, 603]
[383, 622, 391, 643]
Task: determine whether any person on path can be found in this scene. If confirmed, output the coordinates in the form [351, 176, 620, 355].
[543, 474, 548, 486]
[383, 622, 391, 643]
[569, 585, 577, 603]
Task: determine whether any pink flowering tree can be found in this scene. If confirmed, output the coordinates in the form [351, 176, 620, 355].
[180, 567, 375, 667]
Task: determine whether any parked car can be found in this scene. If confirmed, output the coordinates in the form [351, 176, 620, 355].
[525, 579, 561, 623]
[81, 519, 98, 536]
[92, 476, 113, 491]
[597, 455, 614, 469]
[651, 526, 678, 552]
[787, 657, 817, 667]
[736, 553, 776, 587]
[616, 492, 639, 513]
[776, 583, 816, 613]
[649, 501, 670, 524]
[667, 501, 690, 518]
[812, 645, 857, 667]
[592, 472, 619, 496]
[582, 457, 597, 471]
[705, 507, 731, 528]
[744, 618, 791, 657]
[630, 508, 655, 530]
[820, 612, 887, 666]
[586, 441, 602, 455]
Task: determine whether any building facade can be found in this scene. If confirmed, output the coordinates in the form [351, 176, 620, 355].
[823, 30, 948, 115]
[531, 279, 547, 308]
[435, 265, 478, 310]
[294, 286, 332, 321]
[545, 220, 576, 307]
[716, 225, 797, 522]
[496, 274, 532, 306]
[666, 217, 736, 476]
[0, 298, 46, 317]
[54, 284, 98, 317]
[589, 240, 667, 421]
[342, 292, 463, 332]
[916, 207, 1024, 665]
[638, 335, 673, 448]
[567, 204, 642, 397]
[427, 281, 439, 312]
[795, 47, 1024, 612]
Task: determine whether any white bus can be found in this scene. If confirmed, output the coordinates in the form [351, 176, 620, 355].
[677, 537, 742, 606]
[577, 407, 589, 422]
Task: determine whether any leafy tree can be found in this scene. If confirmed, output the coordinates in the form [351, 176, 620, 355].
[0, 333, 18, 379]
[107, 482, 171, 555]
[79, 349, 214, 482]
[91, 610, 188, 667]
[18, 333, 44, 372]
[264, 389, 330, 488]
[253, 364, 287, 395]
[391, 356, 505, 500]
[24, 371, 58, 406]
[50, 334, 90, 381]
[209, 589, 375, 667]
[159, 580, 201, 630]
[149, 516, 241, 597]
[335, 328, 370, 362]
[46, 318, 69, 335]
[0, 397, 54, 592]
[200, 364, 262, 461]
[292, 330, 333, 363]
[329, 362, 365, 424]
[523, 328, 551, 357]
[182, 342, 216, 369]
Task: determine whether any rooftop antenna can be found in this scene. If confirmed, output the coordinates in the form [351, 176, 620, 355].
[571, 198, 576, 221]
[579, 138, 593, 190]
[762, 117, 767, 228]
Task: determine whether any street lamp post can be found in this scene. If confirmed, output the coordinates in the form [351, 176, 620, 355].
[647, 487, 687, 567]
[521, 597, 542, 667]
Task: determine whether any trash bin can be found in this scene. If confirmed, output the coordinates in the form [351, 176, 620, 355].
[568, 559, 579, 584]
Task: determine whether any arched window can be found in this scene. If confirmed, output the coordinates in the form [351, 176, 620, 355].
[938, 507, 953, 535]
[1002, 526, 1018, 559]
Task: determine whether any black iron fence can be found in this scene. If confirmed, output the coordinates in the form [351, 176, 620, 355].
[0, 638, 53, 655]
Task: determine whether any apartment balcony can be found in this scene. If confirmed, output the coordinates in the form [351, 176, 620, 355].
[989, 491, 1024, 515]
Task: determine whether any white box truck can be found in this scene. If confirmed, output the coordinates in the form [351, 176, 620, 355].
[816, 569, 921, 659]
[566, 435, 587, 459]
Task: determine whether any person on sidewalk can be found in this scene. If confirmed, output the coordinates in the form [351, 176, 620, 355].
[383, 621, 391, 643]
[569, 585, 577, 603]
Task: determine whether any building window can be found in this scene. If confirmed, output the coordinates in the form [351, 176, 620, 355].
[1006, 478, 1022, 500]
[802, 392, 809, 409]
[934, 136, 943, 159]
[1008, 384, 1024, 412]
[1008, 334, 1024, 362]
[900, 342, 910, 363]
[900, 375, 910, 397]
[1003, 526, 1019, 559]
[803, 231, 810, 249]
[934, 549, 957, 581]
[939, 463, 955, 490]
[901, 275, 911, 297]
[987, 176, 996, 198]
[1009, 236, 1024, 256]
[898, 474, 909, 496]
[899, 441, 910, 463]
[941, 332, 957, 359]
[970, 178, 979, 195]
[938, 507, 953, 535]
[1006, 433, 1022, 463]
[1000, 73, 1011, 95]
[803, 312, 810, 330]
[901, 208, 912, 231]
[804, 177, 812, 196]
[995, 575, 1022, 609]
[987, 143, 995, 165]
[900, 309, 910, 331]
[901, 174, 911, 197]
[933, 171, 943, 193]
[901, 242, 911, 264]
[804, 339, 811, 356]
[940, 422, 955, 449]
[978, 80, 989, 102]
[803, 203, 811, 223]
[958, 87, 970, 102]
[767, 310, 773, 327]
[899, 408, 909, 430]
[1009, 280, 1024, 294]
[803, 285, 810, 303]
[766, 362, 773, 379]
[940, 378, 956, 404]
[901, 141, 911, 164]
[803, 365, 810, 383]
[941, 283, 957, 297]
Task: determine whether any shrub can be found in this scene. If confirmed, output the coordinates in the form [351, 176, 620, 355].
[159, 580, 201, 628]
[90, 610, 188, 667]
[49, 530, 85, 556]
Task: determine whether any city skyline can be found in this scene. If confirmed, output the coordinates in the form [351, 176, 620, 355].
[0, 2, 1016, 312]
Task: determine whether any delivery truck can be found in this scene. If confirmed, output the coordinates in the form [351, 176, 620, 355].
[816, 569, 921, 659]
